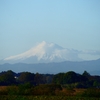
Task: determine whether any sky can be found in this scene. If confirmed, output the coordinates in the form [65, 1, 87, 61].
[0, 0, 100, 60]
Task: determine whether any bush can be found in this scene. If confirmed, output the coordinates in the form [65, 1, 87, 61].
[17, 82, 33, 95]
[32, 84, 62, 95]
[0, 86, 8, 95]
[80, 88, 100, 97]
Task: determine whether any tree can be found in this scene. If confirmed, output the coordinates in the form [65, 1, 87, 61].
[63, 71, 79, 84]
[18, 72, 34, 84]
[82, 71, 90, 77]
[53, 73, 65, 84]
[34, 73, 46, 85]
[0, 70, 16, 85]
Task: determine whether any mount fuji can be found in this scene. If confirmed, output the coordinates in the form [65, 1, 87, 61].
[0, 41, 100, 75]
[2, 41, 82, 64]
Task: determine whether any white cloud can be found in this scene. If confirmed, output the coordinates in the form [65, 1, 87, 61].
[78, 50, 100, 60]
[80, 50, 100, 55]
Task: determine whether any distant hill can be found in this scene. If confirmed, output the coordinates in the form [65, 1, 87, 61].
[0, 58, 100, 75]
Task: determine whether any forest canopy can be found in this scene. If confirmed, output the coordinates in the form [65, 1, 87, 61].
[0, 70, 100, 88]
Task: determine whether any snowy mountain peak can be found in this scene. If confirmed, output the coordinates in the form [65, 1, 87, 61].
[37, 41, 63, 49]
[3, 41, 82, 63]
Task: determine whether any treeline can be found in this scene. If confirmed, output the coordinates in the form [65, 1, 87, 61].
[0, 70, 53, 86]
[0, 70, 100, 88]
[53, 71, 100, 88]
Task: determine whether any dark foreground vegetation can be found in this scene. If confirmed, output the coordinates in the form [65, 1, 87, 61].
[0, 70, 100, 100]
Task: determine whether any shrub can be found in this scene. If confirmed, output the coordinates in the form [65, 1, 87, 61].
[80, 88, 100, 97]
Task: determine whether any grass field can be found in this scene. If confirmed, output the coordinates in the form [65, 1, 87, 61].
[0, 86, 100, 100]
[0, 95, 100, 100]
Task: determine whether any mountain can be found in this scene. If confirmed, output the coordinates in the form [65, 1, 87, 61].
[0, 59, 100, 75]
[0, 41, 100, 75]
[1, 41, 82, 64]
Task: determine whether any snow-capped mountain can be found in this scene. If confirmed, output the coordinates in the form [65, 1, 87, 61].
[3, 41, 82, 64]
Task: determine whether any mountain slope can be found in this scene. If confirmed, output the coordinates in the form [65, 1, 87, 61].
[3, 41, 82, 64]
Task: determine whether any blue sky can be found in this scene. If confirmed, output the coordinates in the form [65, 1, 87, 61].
[0, 0, 100, 60]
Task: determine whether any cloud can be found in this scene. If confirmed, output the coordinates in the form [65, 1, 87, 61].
[78, 50, 100, 60]
[80, 50, 100, 55]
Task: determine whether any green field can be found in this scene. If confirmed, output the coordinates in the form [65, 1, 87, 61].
[0, 85, 100, 100]
[0, 95, 100, 100]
